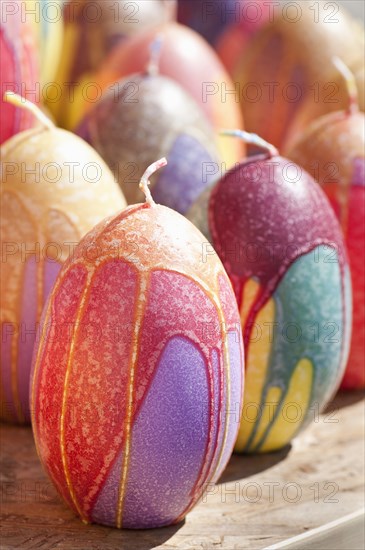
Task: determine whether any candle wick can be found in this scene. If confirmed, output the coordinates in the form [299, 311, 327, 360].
[3, 91, 55, 130]
[220, 129, 279, 158]
[147, 34, 164, 77]
[139, 157, 167, 207]
[332, 56, 359, 115]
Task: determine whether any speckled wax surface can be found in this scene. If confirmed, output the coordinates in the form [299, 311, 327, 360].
[77, 73, 220, 214]
[30, 203, 244, 529]
[0, 126, 126, 423]
[209, 155, 352, 453]
[287, 110, 365, 388]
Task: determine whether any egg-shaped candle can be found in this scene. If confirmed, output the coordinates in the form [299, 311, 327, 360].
[77, 48, 220, 215]
[0, 1, 40, 143]
[30, 159, 244, 528]
[286, 59, 365, 389]
[207, 130, 352, 453]
[71, 22, 245, 167]
[234, 2, 364, 150]
[0, 93, 126, 424]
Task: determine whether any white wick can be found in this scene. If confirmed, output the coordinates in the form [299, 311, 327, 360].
[139, 157, 167, 206]
[221, 129, 279, 158]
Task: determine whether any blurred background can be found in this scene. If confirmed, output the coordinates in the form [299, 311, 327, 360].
[338, 1, 364, 20]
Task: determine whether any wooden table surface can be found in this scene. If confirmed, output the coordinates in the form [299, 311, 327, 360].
[1, 391, 364, 550]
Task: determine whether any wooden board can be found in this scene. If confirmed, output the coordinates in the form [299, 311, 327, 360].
[1, 391, 364, 550]
[265, 509, 364, 549]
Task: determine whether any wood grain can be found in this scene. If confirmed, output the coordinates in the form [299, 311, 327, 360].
[1, 391, 364, 550]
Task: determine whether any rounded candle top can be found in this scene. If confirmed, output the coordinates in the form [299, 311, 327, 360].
[1, 92, 127, 248]
[209, 130, 348, 302]
[285, 58, 361, 154]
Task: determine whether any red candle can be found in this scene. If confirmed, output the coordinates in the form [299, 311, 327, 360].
[30, 159, 244, 528]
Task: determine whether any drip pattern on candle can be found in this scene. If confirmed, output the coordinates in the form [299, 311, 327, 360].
[30, 203, 244, 529]
[208, 154, 351, 453]
[0, 100, 126, 423]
